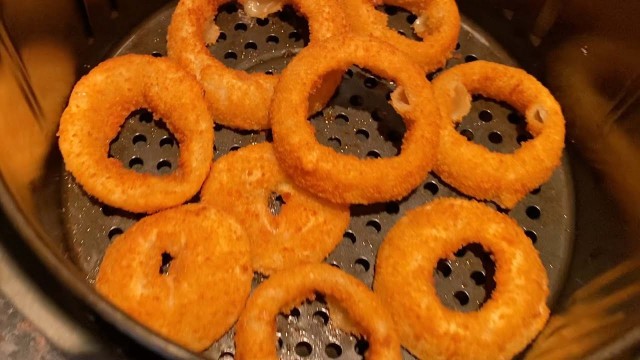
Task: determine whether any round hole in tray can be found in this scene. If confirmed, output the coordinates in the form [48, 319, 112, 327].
[313, 310, 329, 325]
[138, 109, 153, 123]
[107, 227, 123, 240]
[156, 160, 172, 173]
[366, 219, 382, 233]
[218, 352, 234, 360]
[335, 113, 349, 124]
[460, 128, 474, 141]
[454, 290, 470, 305]
[354, 258, 371, 272]
[465, 54, 478, 62]
[436, 259, 452, 277]
[479, 109, 493, 122]
[366, 150, 381, 158]
[327, 136, 342, 150]
[364, 77, 378, 88]
[325, 343, 342, 358]
[288, 31, 302, 42]
[470, 270, 486, 285]
[354, 339, 369, 355]
[424, 181, 440, 195]
[488, 131, 503, 144]
[289, 307, 301, 319]
[159, 136, 174, 148]
[343, 231, 356, 244]
[128, 157, 144, 169]
[266, 34, 280, 44]
[294, 341, 312, 357]
[355, 128, 370, 140]
[526, 206, 541, 220]
[525, 229, 538, 243]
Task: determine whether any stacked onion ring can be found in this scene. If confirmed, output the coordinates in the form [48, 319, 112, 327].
[200, 143, 350, 275]
[374, 198, 549, 359]
[57, 54, 213, 213]
[96, 204, 252, 352]
[167, 0, 347, 130]
[271, 34, 443, 204]
[235, 263, 401, 359]
[432, 61, 565, 208]
[342, 0, 460, 72]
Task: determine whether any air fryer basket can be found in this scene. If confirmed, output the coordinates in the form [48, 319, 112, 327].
[0, 0, 639, 359]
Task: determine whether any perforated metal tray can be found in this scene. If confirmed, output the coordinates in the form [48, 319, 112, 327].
[61, 3, 574, 359]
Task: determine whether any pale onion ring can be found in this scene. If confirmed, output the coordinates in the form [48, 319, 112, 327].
[96, 204, 252, 352]
[374, 198, 549, 360]
[167, 0, 347, 130]
[341, 0, 460, 72]
[235, 263, 401, 359]
[57, 54, 213, 213]
[432, 60, 565, 208]
[271, 34, 443, 204]
[200, 143, 350, 275]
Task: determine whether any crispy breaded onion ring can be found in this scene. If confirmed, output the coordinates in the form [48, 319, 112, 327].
[271, 35, 442, 204]
[200, 143, 350, 275]
[235, 263, 401, 359]
[432, 61, 565, 208]
[95, 204, 252, 352]
[167, 0, 347, 130]
[57, 54, 213, 213]
[374, 198, 549, 360]
[342, 0, 460, 72]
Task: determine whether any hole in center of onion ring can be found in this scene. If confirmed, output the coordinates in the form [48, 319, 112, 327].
[454, 96, 534, 154]
[274, 294, 357, 358]
[268, 191, 287, 215]
[210, 3, 310, 74]
[434, 243, 496, 312]
[376, 5, 423, 41]
[159, 251, 174, 275]
[308, 66, 406, 158]
[108, 109, 179, 175]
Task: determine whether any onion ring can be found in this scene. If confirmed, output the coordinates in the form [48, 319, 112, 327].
[57, 54, 213, 213]
[167, 0, 347, 130]
[342, 0, 460, 72]
[374, 198, 549, 360]
[235, 263, 401, 359]
[200, 143, 350, 275]
[271, 34, 443, 204]
[95, 204, 252, 352]
[432, 61, 565, 208]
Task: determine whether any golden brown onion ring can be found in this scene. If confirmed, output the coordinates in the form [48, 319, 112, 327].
[271, 34, 443, 204]
[200, 143, 350, 275]
[57, 54, 213, 213]
[432, 61, 565, 208]
[167, 0, 347, 130]
[342, 0, 460, 72]
[235, 263, 401, 359]
[374, 198, 549, 360]
[96, 204, 252, 352]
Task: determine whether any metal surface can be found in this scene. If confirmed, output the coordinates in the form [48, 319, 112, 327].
[59, 4, 574, 359]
